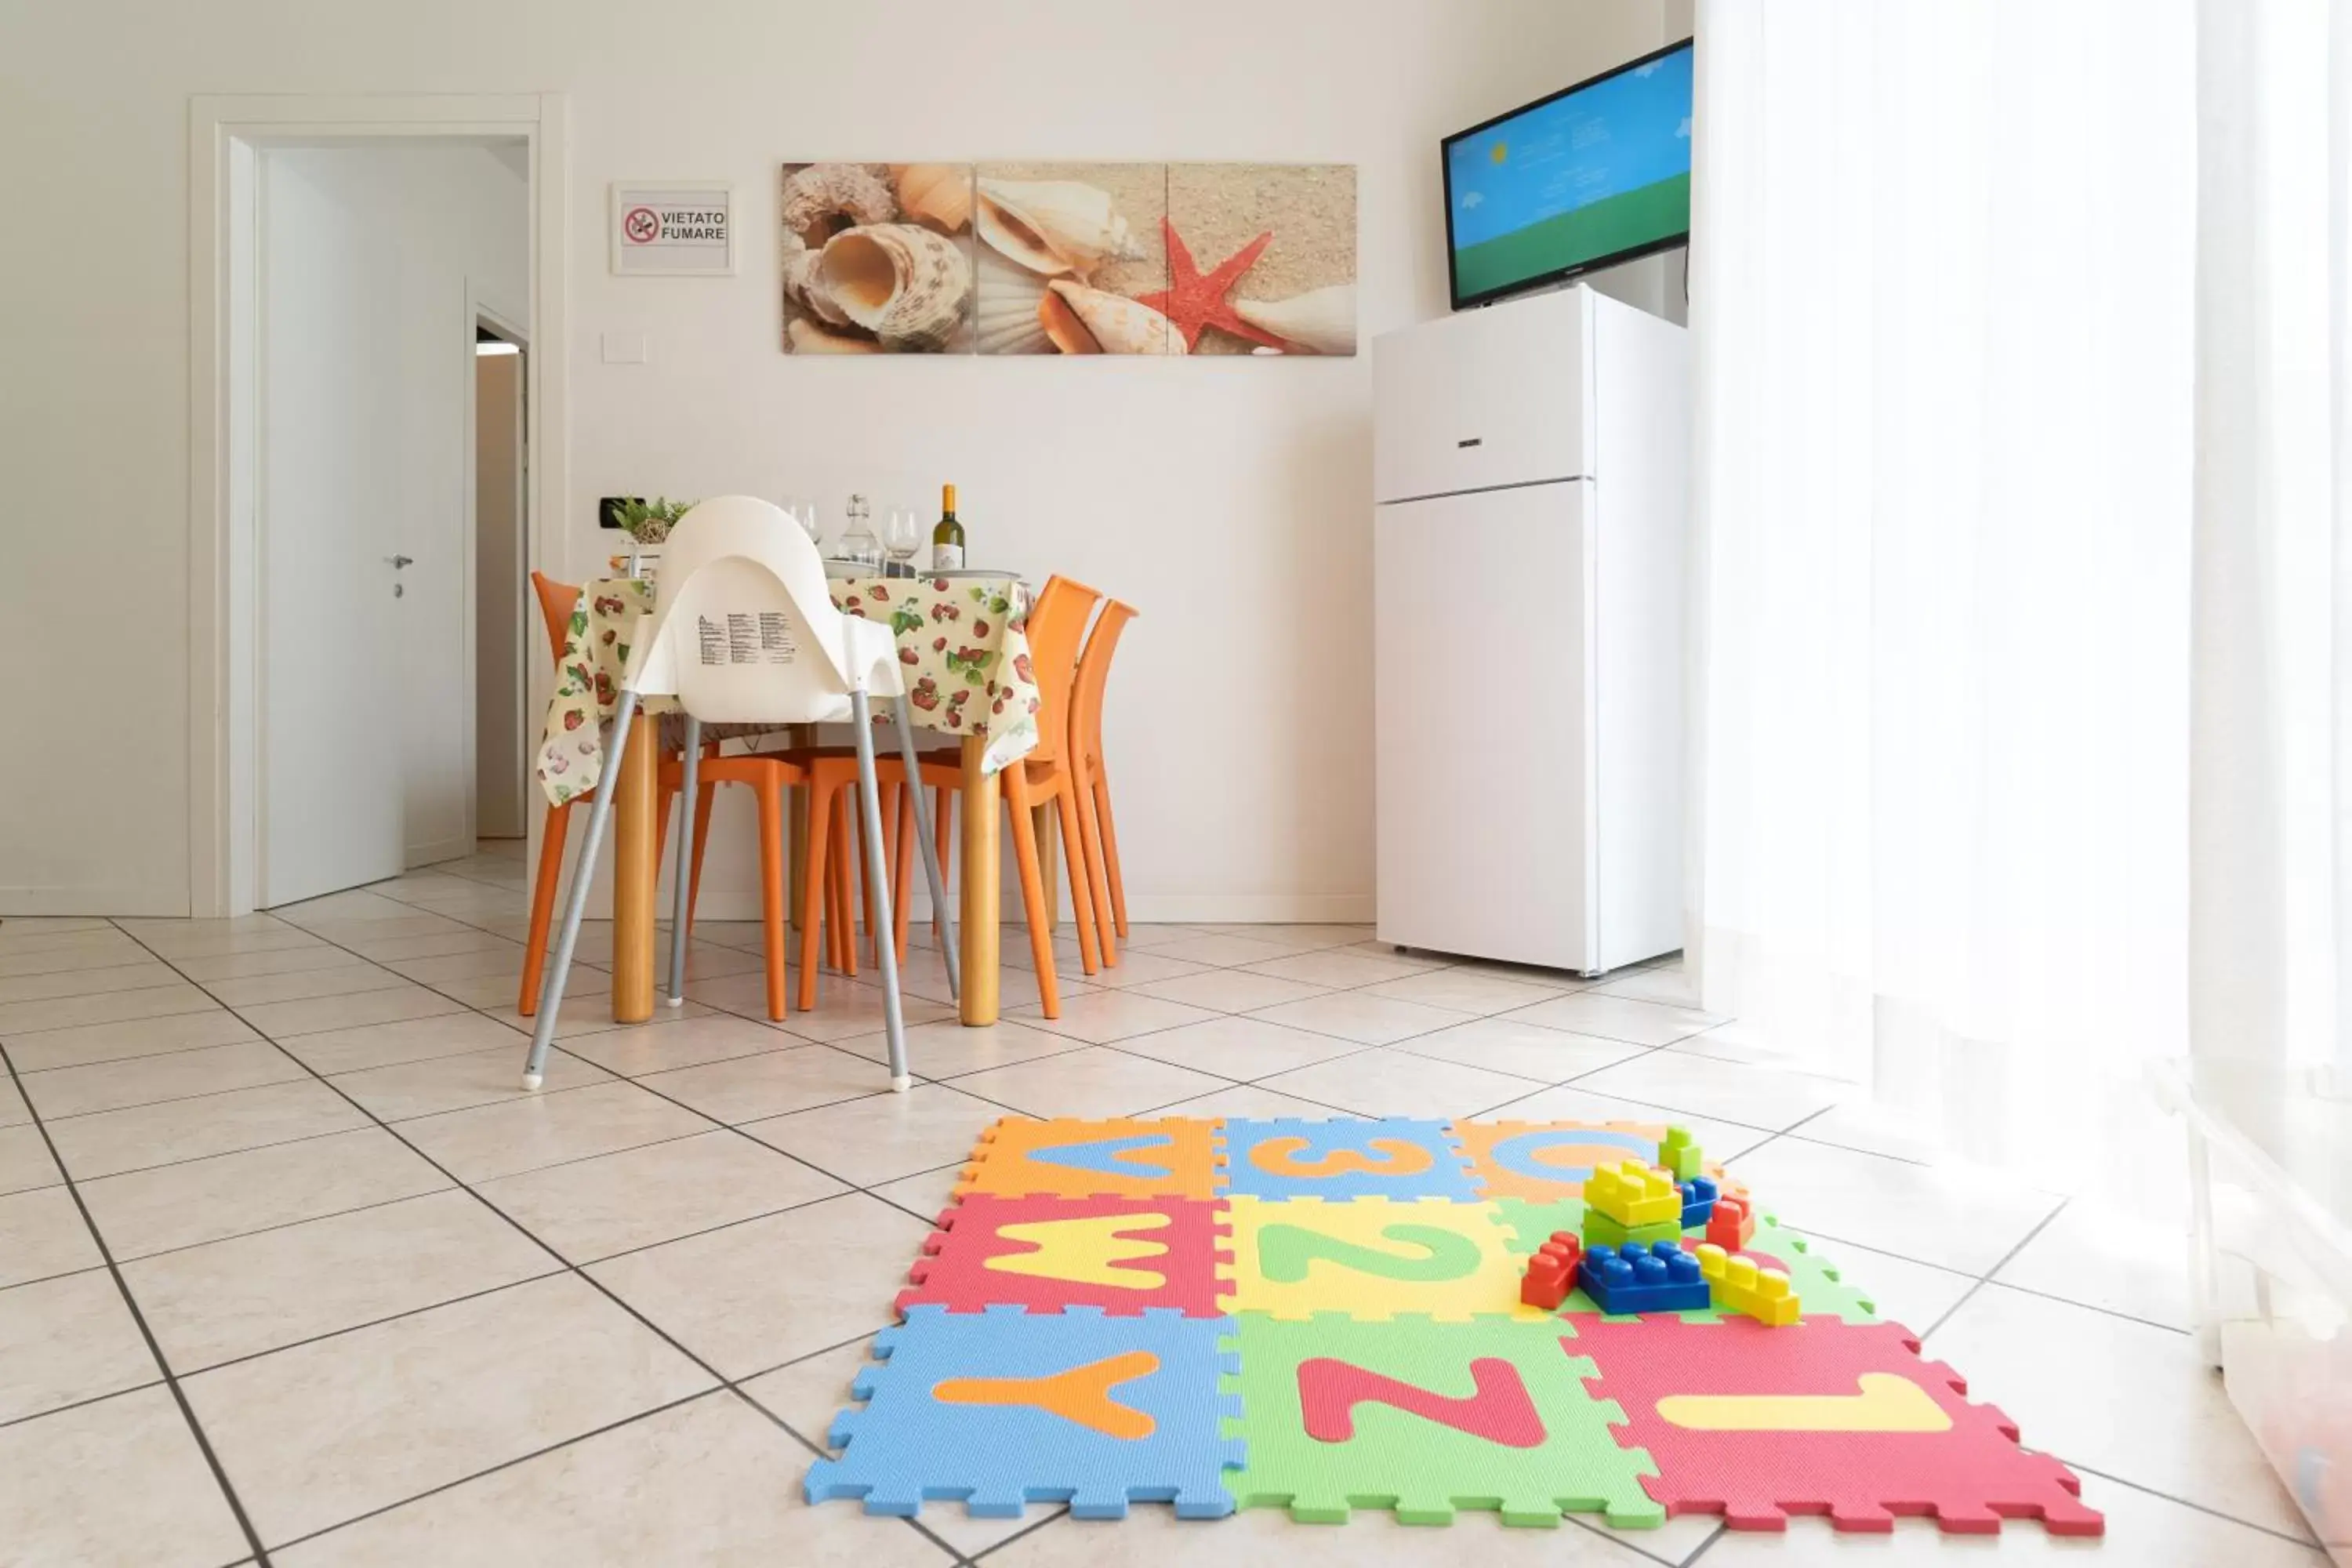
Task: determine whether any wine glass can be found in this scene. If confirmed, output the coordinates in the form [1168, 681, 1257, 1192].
[883, 507, 922, 577]
[791, 497, 825, 552]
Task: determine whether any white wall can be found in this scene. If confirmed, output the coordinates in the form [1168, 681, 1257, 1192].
[1, 0, 1671, 917]
[476, 347, 528, 841]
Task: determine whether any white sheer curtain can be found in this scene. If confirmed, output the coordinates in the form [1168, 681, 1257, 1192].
[2189, 0, 2352, 1085]
[1687, 1, 2201, 1178]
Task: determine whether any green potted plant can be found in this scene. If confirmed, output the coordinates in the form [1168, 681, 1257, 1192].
[614, 496, 694, 575]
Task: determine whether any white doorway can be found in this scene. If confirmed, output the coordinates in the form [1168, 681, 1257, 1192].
[205, 125, 539, 909]
[473, 314, 529, 842]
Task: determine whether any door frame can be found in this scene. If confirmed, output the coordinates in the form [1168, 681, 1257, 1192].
[187, 93, 568, 915]
[466, 296, 529, 847]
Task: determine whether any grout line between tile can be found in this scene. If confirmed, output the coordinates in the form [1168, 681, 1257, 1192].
[0, 1373, 170, 1432]
[0, 1040, 276, 1566]
[1918, 1197, 2071, 1341]
[2054, 1456, 2324, 1547]
[1675, 1521, 1728, 1566]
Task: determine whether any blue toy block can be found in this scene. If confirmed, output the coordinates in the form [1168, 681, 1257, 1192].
[1679, 1175, 1719, 1229]
[1576, 1241, 1711, 1316]
[806, 1305, 1243, 1520]
[1220, 1117, 1479, 1200]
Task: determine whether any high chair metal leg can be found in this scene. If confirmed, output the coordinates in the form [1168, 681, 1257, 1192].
[851, 691, 910, 1091]
[523, 689, 640, 1089]
[665, 717, 702, 1006]
[895, 695, 959, 1000]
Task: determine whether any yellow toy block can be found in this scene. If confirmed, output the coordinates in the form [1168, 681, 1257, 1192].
[1694, 1241, 1802, 1326]
[1584, 1160, 1681, 1229]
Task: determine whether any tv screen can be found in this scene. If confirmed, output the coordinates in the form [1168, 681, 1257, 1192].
[1443, 40, 1693, 310]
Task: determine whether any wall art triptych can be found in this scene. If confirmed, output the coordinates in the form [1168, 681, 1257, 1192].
[779, 162, 1356, 358]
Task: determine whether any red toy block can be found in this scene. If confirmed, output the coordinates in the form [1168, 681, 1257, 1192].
[1540, 1232, 1584, 1272]
[1520, 1252, 1571, 1310]
[1707, 1194, 1755, 1251]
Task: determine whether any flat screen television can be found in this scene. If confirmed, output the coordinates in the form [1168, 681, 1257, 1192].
[1443, 39, 1693, 310]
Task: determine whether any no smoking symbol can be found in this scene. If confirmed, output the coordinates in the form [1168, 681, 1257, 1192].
[622, 206, 662, 245]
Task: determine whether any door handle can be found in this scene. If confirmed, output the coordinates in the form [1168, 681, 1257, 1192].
[388, 554, 414, 568]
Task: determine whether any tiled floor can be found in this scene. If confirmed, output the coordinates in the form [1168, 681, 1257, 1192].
[0, 844, 2321, 1566]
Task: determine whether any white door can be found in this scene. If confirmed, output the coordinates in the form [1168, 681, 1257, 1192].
[260, 151, 406, 906]
[473, 341, 528, 840]
[1372, 479, 1595, 970]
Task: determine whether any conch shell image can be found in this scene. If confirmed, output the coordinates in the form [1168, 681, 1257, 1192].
[1234, 284, 1356, 355]
[781, 238, 855, 328]
[975, 178, 1144, 280]
[786, 318, 884, 354]
[1041, 280, 1185, 356]
[891, 164, 973, 234]
[818, 223, 971, 353]
[780, 162, 895, 249]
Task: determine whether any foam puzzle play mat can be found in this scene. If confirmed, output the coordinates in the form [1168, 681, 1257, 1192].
[804, 1115, 2105, 1540]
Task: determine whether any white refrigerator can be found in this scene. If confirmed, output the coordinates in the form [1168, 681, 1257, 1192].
[1370, 284, 1690, 976]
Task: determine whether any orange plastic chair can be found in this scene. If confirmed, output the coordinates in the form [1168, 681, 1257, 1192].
[806, 575, 1104, 1017]
[517, 573, 716, 1015]
[1068, 598, 1137, 945]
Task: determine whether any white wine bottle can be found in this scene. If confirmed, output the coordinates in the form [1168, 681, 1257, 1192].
[931, 483, 965, 571]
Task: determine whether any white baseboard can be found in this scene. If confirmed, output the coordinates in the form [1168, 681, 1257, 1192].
[407, 835, 476, 870]
[0, 884, 189, 917]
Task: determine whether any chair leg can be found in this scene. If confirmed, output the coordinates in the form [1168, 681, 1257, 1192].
[1094, 766, 1129, 938]
[850, 690, 910, 1091]
[797, 782, 834, 1012]
[1073, 760, 1119, 968]
[665, 717, 702, 1006]
[1054, 783, 1103, 975]
[896, 697, 958, 1000]
[1004, 782, 1060, 1017]
[829, 790, 858, 976]
[890, 782, 915, 964]
[756, 779, 788, 1021]
[932, 786, 953, 942]
[686, 780, 717, 942]
[855, 788, 880, 967]
[523, 689, 639, 1087]
[518, 802, 572, 1016]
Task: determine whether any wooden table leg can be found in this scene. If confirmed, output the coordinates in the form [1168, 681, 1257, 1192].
[1033, 804, 1060, 929]
[610, 711, 659, 1022]
[959, 735, 999, 1025]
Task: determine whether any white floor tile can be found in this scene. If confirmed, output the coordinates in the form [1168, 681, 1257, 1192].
[274, 1010, 531, 1076]
[1992, 1198, 2196, 1331]
[1241, 949, 1433, 989]
[21, 1039, 306, 1120]
[45, 1078, 372, 1181]
[1007, 989, 1221, 1044]
[555, 1011, 803, 1076]
[0, 1186, 101, 1287]
[0, 1385, 252, 1568]
[0, 1269, 158, 1422]
[1109, 1014, 1366, 1081]
[0, 1122, 60, 1194]
[832, 1018, 1083, 1078]
[1245, 991, 1475, 1046]
[1125, 968, 1331, 1014]
[238, 985, 469, 1039]
[1394, 1018, 1648, 1083]
[331, 1042, 615, 1122]
[1926, 1282, 2311, 1540]
[1254, 1047, 1549, 1120]
[638, 1045, 893, 1123]
[270, 1392, 954, 1568]
[0, 984, 220, 1036]
[948, 1045, 1230, 1121]
[744, 1081, 1006, 1189]
[0, 960, 182, 1004]
[1492, 991, 1722, 1047]
[1570, 1049, 1856, 1132]
[184, 1273, 716, 1548]
[205, 962, 410, 1007]
[0, 1008, 260, 1073]
[475, 1128, 847, 1263]
[994, 1504, 1664, 1566]
[394, 1080, 714, 1184]
[1726, 1137, 2063, 1276]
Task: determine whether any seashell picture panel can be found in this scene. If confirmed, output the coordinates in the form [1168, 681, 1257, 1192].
[780, 161, 1355, 357]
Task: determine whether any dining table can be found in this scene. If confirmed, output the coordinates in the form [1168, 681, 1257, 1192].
[533, 572, 1044, 1027]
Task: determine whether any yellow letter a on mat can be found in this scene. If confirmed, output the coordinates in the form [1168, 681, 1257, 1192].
[984, 1213, 1171, 1289]
[934, 1351, 1161, 1439]
[1656, 1373, 1952, 1432]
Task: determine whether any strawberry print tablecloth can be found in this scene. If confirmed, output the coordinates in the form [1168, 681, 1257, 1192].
[535, 575, 1039, 805]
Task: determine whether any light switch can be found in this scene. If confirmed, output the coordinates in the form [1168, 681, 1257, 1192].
[601, 332, 649, 364]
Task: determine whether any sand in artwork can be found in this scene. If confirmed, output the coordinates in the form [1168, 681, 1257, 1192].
[1164, 162, 1357, 356]
[971, 162, 1172, 356]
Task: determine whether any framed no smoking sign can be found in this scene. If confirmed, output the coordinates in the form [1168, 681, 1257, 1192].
[610, 182, 734, 275]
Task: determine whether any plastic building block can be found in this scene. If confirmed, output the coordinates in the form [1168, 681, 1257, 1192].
[1706, 1193, 1756, 1251]
[1659, 1126, 1704, 1182]
[1679, 1175, 1719, 1229]
[1695, 1242, 1801, 1325]
[1584, 1209, 1682, 1250]
[1578, 1242, 1711, 1316]
[1521, 1254, 1571, 1310]
[806, 1305, 1243, 1519]
[1585, 1160, 1681, 1228]
[1573, 1316, 2102, 1534]
[1225, 1312, 1665, 1528]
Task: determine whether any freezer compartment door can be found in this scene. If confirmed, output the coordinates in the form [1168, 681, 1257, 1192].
[1371, 289, 1590, 504]
[1374, 481, 1595, 971]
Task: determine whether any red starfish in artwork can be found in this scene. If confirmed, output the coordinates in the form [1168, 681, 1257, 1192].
[1136, 216, 1292, 353]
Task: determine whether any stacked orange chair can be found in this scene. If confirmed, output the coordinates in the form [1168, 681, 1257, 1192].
[1066, 598, 1138, 947]
[802, 576, 1104, 1018]
[517, 573, 717, 1016]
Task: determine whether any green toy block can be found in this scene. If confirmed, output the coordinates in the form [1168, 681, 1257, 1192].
[1659, 1126, 1704, 1182]
[1223, 1312, 1664, 1529]
[1582, 1209, 1679, 1249]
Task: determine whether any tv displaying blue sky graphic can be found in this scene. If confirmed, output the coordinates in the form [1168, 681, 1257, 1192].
[1444, 42, 1693, 306]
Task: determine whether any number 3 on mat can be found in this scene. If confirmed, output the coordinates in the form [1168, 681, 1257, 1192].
[1257, 1223, 1485, 1283]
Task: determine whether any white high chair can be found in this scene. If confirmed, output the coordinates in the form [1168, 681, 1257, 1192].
[521, 495, 957, 1093]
